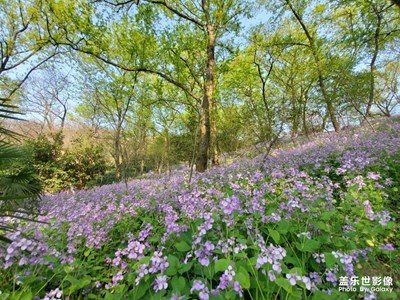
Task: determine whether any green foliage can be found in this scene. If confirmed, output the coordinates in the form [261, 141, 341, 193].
[0, 142, 41, 209]
[1, 133, 399, 298]
[0, 101, 42, 244]
[62, 140, 107, 190]
[23, 133, 107, 192]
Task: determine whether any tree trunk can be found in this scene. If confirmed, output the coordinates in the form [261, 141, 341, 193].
[197, 94, 211, 172]
[197, 22, 216, 172]
[285, 0, 340, 132]
[165, 129, 171, 174]
[210, 99, 220, 167]
[317, 72, 341, 132]
[366, 9, 381, 117]
[114, 127, 122, 181]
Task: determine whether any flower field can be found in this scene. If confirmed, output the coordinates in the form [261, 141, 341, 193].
[1, 121, 399, 300]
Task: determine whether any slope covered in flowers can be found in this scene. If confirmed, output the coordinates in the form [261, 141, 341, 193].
[1, 120, 399, 299]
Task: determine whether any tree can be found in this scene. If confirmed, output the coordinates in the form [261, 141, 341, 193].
[0, 104, 42, 243]
[21, 66, 72, 134]
[44, 0, 253, 172]
[1, 0, 58, 102]
[278, 0, 341, 131]
[333, 0, 399, 119]
[375, 58, 400, 116]
[0, 0, 58, 243]
[76, 60, 138, 181]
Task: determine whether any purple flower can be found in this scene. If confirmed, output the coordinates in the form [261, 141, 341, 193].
[153, 275, 168, 292]
[199, 291, 209, 300]
[233, 281, 243, 297]
[256, 244, 286, 270]
[43, 288, 62, 300]
[112, 271, 124, 286]
[135, 264, 149, 285]
[367, 172, 380, 180]
[191, 280, 206, 293]
[268, 270, 276, 282]
[364, 291, 377, 300]
[377, 210, 391, 226]
[380, 244, 395, 251]
[362, 201, 375, 220]
[312, 253, 325, 263]
[301, 276, 312, 290]
[286, 273, 298, 286]
[195, 241, 215, 267]
[310, 272, 322, 285]
[326, 271, 337, 285]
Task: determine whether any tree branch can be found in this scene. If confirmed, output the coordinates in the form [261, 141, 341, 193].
[146, 0, 204, 28]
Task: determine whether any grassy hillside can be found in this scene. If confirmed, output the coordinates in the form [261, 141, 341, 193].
[1, 120, 399, 300]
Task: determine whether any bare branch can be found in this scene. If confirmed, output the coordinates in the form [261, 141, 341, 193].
[145, 0, 204, 28]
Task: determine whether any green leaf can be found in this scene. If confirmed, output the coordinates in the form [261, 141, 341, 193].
[203, 264, 214, 279]
[19, 291, 33, 300]
[139, 256, 151, 264]
[312, 290, 347, 300]
[277, 220, 290, 234]
[171, 276, 186, 293]
[131, 281, 148, 299]
[288, 267, 303, 276]
[321, 211, 335, 220]
[165, 265, 178, 276]
[78, 276, 92, 289]
[268, 228, 280, 244]
[178, 261, 193, 274]
[296, 239, 320, 252]
[175, 240, 191, 252]
[65, 274, 80, 287]
[275, 277, 292, 294]
[324, 252, 336, 268]
[165, 255, 180, 276]
[313, 221, 327, 231]
[248, 256, 258, 267]
[215, 258, 230, 273]
[168, 255, 180, 267]
[234, 267, 250, 289]
[210, 294, 225, 300]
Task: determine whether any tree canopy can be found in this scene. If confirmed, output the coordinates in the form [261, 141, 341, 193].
[1, 0, 399, 177]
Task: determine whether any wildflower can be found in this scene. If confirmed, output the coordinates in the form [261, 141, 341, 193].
[380, 244, 395, 251]
[195, 241, 214, 267]
[153, 275, 168, 292]
[376, 210, 391, 226]
[363, 201, 375, 220]
[43, 288, 62, 300]
[364, 291, 377, 300]
[268, 270, 276, 282]
[199, 291, 209, 300]
[309, 272, 322, 285]
[301, 276, 312, 290]
[191, 280, 206, 293]
[135, 263, 149, 285]
[326, 271, 337, 285]
[149, 251, 169, 273]
[313, 253, 325, 263]
[367, 172, 380, 180]
[233, 281, 243, 297]
[286, 273, 298, 285]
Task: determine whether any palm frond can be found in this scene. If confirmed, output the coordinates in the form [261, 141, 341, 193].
[0, 101, 43, 243]
[0, 100, 25, 138]
[0, 235, 12, 243]
[0, 142, 27, 161]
